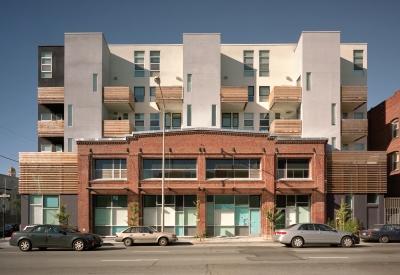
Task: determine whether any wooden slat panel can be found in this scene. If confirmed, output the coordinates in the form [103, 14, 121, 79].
[327, 151, 387, 193]
[341, 119, 368, 136]
[155, 86, 183, 103]
[19, 152, 78, 194]
[103, 120, 135, 137]
[341, 86, 367, 102]
[220, 86, 248, 102]
[104, 86, 135, 110]
[270, 86, 302, 108]
[38, 120, 64, 137]
[270, 119, 302, 137]
[38, 87, 64, 104]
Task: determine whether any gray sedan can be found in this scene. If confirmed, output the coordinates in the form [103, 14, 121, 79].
[273, 223, 359, 248]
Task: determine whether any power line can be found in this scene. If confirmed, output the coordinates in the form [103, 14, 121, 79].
[0, 125, 37, 144]
[0, 154, 18, 163]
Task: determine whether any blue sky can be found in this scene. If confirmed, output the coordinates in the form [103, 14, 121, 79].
[0, 0, 399, 175]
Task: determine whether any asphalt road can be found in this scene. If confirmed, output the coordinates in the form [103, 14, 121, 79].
[1, 241, 400, 275]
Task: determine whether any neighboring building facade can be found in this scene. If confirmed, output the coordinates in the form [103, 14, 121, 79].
[19, 31, 386, 236]
[0, 167, 20, 227]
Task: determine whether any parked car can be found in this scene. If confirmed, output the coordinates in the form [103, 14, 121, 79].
[273, 223, 359, 248]
[115, 226, 178, 246]
[0, 223, 20, 237]
[360, 224, 400, 243]
[9, 224, 103, 251]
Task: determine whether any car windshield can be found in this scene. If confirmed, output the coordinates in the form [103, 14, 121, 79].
[59, 226, 79, 233]
[149, 226, 158, 232]
[369, 224, 383, 230]
[283, 224, 298, 229]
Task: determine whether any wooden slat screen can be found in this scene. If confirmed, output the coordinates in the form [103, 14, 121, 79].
[341, 119, 368, 136]
[270, 86, 301, 108]
[220, 86, 248, 102]
[327, 151, 387, 193]
[103, 120, 135, 137]
[270, 119, 302, 137]
[341, 86, 367, 102]
[38, 87, 64, 104]
[19, 152, 78, 194]
[155, 86, 183, 103]
[38, 120, 64, 137]
[104, 86, 135, 110]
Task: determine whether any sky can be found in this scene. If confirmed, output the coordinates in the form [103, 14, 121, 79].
[0, 0, 399, 176]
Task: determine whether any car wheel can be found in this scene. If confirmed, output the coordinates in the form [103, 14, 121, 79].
[291, 237, 304, 248]
[19, 239, 32, 252]
[379, 235, 389, 243]
[341, 236, 353, 248]
[124, 238, 133, 246]
[73, 239, 86, 251]
[158, 237, 168, 246]
[38, 247, 47, 251]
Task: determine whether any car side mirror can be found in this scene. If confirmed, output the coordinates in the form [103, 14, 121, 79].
[61, 231, 67, 235]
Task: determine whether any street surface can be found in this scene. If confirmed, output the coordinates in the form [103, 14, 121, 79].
[1, 241, 400, 275]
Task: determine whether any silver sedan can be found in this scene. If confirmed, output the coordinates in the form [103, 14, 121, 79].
[273, 223, 359, 248]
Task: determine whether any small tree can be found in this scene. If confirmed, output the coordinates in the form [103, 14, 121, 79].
[328, 199, 361, 234]
[9, 198, 21, 213]
[54, 202, 72, 225]
[127, 202, 142, 226]
[263, 204, 283, 239]
[193, 197, 206, 241]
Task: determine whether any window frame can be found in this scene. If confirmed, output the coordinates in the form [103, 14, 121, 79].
[306, 72, 311, 91]
[259, 113, 269, 131]
[392, 151, 399, 171]
[134, 87, 145, 102]
[93, 159, 127, 180]
[259, 50, 269, 77]
[134, 113, 145, 131]
[150, 87, 156, 102]
[134, 51, 145, 77]
[243, 51, 254, 77]
[392, 119, 399, 139]
[150, 51, 160, 77]
[41, 52, 52, 78]
[243, 113, 254, 130]
[248, 86, 254, 102]
[259, 86, 270, 102]
[150, 113, 160, 130]
[206, 159, 261, 179]
[142, 159, 197, 179]
[277, 158, 310, 179]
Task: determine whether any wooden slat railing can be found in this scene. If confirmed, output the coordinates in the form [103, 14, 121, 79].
[104, 86, 135, 110]
[220, 86, 248, 102]
[155, 86, 183, 103]
[341, 86, 367, 102]
[38, 120, 64, 137]
[38, 87, 64, 104]
[270, 119, 302, 137]
[103, 120, 135, 137]
[270, 86, 301, 108]
[341, 119, 368, 136]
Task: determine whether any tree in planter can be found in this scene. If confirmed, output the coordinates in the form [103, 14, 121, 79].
[193, 197, 206, 241]
[127, 202, 142, 226]
[54, 202, 72, 226]
[327, 198, 361, 234]
[263, 204, 283, 239]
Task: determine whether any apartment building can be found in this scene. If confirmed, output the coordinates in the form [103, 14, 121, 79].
[19, 31, 386, 236]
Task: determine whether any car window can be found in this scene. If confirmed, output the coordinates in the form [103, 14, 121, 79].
[383, 225, 394, 231]
[298, 224, 315, 230]
[393, 225, 400, 230]
[123, 228, 132, 233]
[141, 227, 150, 233]
[33, 226, 46, 233]
[48, 226, 60, 233]
[283, 224, 298, 229]
[369, 224, 383, 230]
[315, 224, 333, 231]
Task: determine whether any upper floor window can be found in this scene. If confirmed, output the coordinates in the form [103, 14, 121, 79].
[248, 86, 254, 102]
[187, 74, 192, 92]
[150, 113, 160, 130]
[259, 113, 269, 131]
[150, 51, 160, 77]
[367, 193, 379, 204]
[206, 159, 261, 179]
[306, 72, 311, 91]
[354, 143, 364, 151]
[41, 52, 52, 78]
[134, 113, 145, 131]
[243, 51, 254, 77]
[354, 112, 364, 119]
[134, 87, 145, 102]
[150, 87, 156, 102]
[392, 119, 399, 138]
[392, 151, 399, 171]
[134, 51, 145, 77]
[244, 113, 254, 130]
[222, 113, 239, 129]
[165, 113, 181, 129]
[353, 50, 364, 76]
[142, 159, 197, 179]
[277, 158, 310, 179]
[93, 74, 98, 92]
[41, 113, 52, 120]
[41, 144, 52, 152]
[94, 159, 127, 180]
[259, 86, 270, 102]
[342, 144, 349, 151]
[259, 50, 269, 77]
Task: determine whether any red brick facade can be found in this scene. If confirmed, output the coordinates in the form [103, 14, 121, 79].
[77, 130, 327, 236]
[368, 90, 400, 196]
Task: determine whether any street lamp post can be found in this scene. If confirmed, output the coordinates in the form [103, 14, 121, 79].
[154, 76, 165, 232]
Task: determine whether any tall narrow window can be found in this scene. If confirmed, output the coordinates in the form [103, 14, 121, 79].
[134, 51, 145, 77]
[233, 113, 239, 129]
[150, 113, 160, 130]
[67, 105, 73, 126]
[353, 50, 364, 76]
[172, 113, 181, 129]
[342, 144, 349, 151]
[248, 86, 254, 102]
[68, 138, 73, 152]
[165, 113, 171, 129]
[392, 152, 399, 171]
[222, 113, 238, 129]
[41, 52, 52, 78]
[331, 103, 336, 125]
[93, 74, 98, 92]
[259, 50, 269, 77]
[150, 87, 156, 102]
[150, 51, 160, 77]
[243, 51, 254, 77]
[187, 74, 192, 92]
[306, 72, 311, 91]
[259, 86, 270, 102]
[134, 113, 145, 131]
[187, 105, 191, 127]
[134, 87, 145, 102]
[212, 105, 216, 126]
[259, 113, 269, 131]
[392, 119, 399, 138]
[332, 137, 336, 150]
[244, 113, 254, 130]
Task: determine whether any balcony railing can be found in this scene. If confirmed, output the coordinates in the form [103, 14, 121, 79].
[327, 151, 386, 193]
[341, 86, 367, 111]
[269, 86, 302, 110]
[19, 152, 78, 194]
[220, 86, 248, 111]
[104, 86, 135, 111]
[270, 119, 302, 137]
[103, 120, 135, 137]
[155, 86, 183, 110]
[38, 87, 64, 104]
[341, 119, 368, 141]
[38, 120, 64, 137]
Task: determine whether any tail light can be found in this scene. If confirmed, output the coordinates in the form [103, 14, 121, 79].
[115, 234, 119, 238]
[274, 231, 286, 235]
[365, 231, 372, 236]
[171, 234, 176, 238]
[11, 231, 15, 238]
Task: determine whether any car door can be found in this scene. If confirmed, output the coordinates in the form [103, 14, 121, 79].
[297, 224, 318, 243]
[140, 227, 157, 243]
[393, 225, 400, 240]
[28, 225, 48, 247]
[315, 224, 340, 244]
[47, 225, 68, 248]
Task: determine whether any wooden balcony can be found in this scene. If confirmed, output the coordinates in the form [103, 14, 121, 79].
[327, 151, 386, 193]
[38, 87, 64, 104]
[155, 86, 183, 111]
[270, 119, 302, 137]
[104, 86, 135, 111]
[19, 152, 78, 194]
[341, 86, 367, 111]
[220, 86, 248, 111]
[269, 86, 302, 111]
[341, 119, 368, 141]
[38, 120, 64, 137]
[103, 120, 135, 137]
